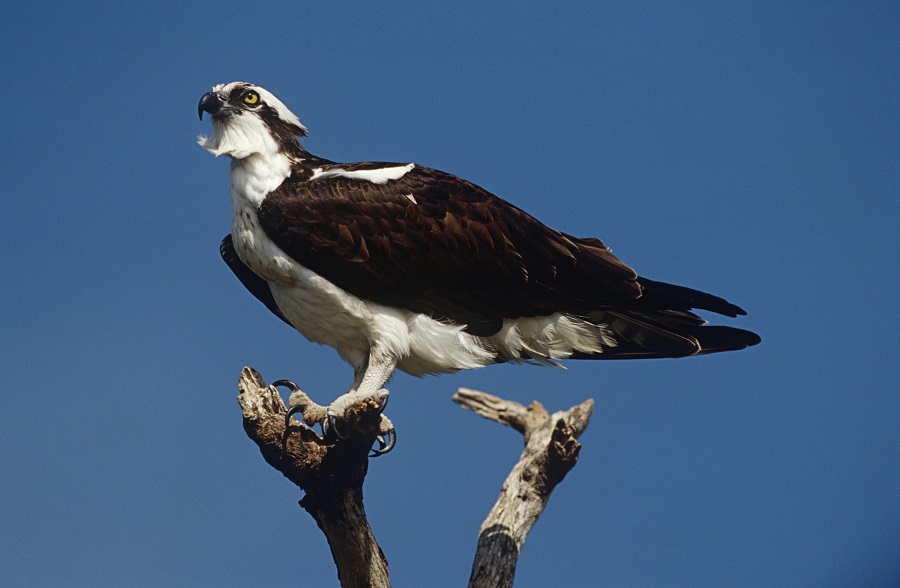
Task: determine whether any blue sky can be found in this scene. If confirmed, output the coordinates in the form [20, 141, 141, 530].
[2, 1, 898, 586]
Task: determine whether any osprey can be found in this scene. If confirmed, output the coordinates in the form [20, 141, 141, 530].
[199, 81, 759, 454]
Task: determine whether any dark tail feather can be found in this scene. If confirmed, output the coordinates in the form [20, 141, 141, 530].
[687, 325, 761, 355]
[637, 277, 747, 317]
[603, 311, 702, 357]
[580, 309, 761, 360]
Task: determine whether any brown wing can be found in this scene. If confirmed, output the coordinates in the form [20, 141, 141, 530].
[256, 164, 641, 335]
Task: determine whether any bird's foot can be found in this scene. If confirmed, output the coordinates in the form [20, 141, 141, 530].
[326, 388, 396, 457]
[272, 381, 396, 457]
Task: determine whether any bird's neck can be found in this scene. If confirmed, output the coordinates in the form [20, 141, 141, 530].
[229, 151, 293, 210]
[228, 140, 335, 209]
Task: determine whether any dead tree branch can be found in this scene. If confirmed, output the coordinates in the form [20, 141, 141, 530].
[453, 388, 594, 588]
[236, 367, 390, 588]
[237, 368, 593, 588]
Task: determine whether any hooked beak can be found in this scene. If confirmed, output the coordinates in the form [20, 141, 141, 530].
[198, 92, 225, 120]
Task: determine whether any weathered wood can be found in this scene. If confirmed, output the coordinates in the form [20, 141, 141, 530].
[237, 367, 390, 588]
[238, 369, 594, 588]
[454, 388, 594, 588]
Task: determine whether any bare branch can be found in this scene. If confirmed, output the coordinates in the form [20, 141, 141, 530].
[237, 367, 390, 588]
[238, 369, 594, 588]
[453, 388, 594, 588]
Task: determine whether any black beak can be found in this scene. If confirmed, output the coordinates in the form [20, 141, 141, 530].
[198, 92, 224, 120]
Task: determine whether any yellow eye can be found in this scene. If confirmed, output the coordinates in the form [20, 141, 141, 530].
[243, 91, 260, 105]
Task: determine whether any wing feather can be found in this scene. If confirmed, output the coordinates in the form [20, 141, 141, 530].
[256, 164, 641, 334]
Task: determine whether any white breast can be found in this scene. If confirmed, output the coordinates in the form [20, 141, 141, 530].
[229, 153, 377, 367]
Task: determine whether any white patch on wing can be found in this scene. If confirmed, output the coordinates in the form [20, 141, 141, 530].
[404, 193, 417, 204]
[310, 163, 415, 184]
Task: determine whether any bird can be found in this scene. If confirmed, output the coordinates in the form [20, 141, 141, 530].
[198, 81, 760, 455]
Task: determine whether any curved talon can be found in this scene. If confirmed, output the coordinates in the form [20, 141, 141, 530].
[271, 379, 301, 393]
[321, 412, 346, 443]
[284, 404, 307, 429]
[370, 428, 396, 457]
[271, 380, 306, 429]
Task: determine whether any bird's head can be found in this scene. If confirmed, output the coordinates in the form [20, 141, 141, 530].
[198, 82, 308, 159]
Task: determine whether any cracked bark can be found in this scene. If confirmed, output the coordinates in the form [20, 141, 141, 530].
[237, 367, 593, 588]
[453, 388, 594, 588]
[237, 367, 390, 588]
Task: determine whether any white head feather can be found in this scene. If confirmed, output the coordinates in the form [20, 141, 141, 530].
[198, 82, 307, 160]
